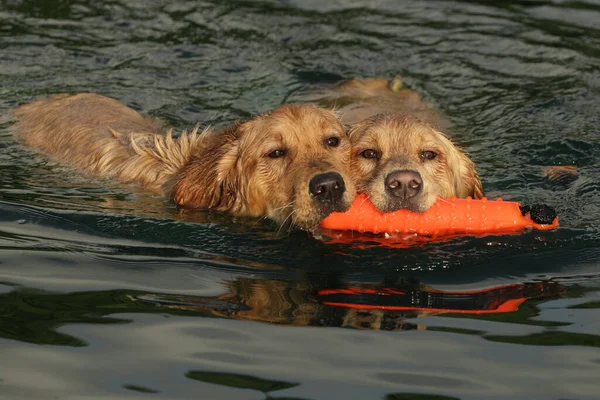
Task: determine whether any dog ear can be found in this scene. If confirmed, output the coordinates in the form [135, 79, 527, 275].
[454, 150, 484, 199]
[346, 116, 376, 142]
[433, 128, 484, 200]
[171, 122, 249, 212]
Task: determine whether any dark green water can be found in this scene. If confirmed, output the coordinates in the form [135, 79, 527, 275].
[1, 1, 600, 399]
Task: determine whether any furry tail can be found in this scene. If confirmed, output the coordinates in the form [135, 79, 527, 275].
[12, 93, 209, 193]
[112, 125, 211, 192]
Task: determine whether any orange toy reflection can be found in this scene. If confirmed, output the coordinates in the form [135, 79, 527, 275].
[315, 282, 565, 315]
[136, 277, 565, 331]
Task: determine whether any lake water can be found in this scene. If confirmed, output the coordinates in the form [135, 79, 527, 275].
[1, 1, 600, 399]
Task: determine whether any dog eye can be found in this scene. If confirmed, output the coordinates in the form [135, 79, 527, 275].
[267, 149, 286, 158]
[360, 149, 379, 159]
[325, 137, 340, 147]
[421, 150, 437, 160]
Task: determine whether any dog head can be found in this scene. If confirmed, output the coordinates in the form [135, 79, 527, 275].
[348, 113, 483, 213]
[172, 104, 356, 230]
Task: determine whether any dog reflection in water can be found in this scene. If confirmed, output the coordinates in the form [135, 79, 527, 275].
[133, 277, 564, 331]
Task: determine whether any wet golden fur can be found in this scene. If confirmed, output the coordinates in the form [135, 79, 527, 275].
[318, 78, 484, 212]
[13, 93, 355, 229]
[147, 276, 434, 331]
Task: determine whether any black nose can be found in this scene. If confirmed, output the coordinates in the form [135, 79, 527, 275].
[385, 170, 423, 199]
[309, 172, 346, 203]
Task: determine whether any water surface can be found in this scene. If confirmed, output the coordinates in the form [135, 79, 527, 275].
[1, 0, 600, 399]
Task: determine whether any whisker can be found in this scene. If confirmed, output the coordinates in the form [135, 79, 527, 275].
[286, 221, 297, 234]
[251, 214, 270, 228]
[251, 201, 296, 228]
[277, 209, 297, 236]
[271, 201, 295, 212]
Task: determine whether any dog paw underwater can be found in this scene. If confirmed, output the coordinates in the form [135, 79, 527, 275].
[12, 93, 356, 231]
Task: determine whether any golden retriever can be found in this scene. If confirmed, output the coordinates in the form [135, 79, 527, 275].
[12, 93, 356, 230]
[315, 77, 484, 213]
